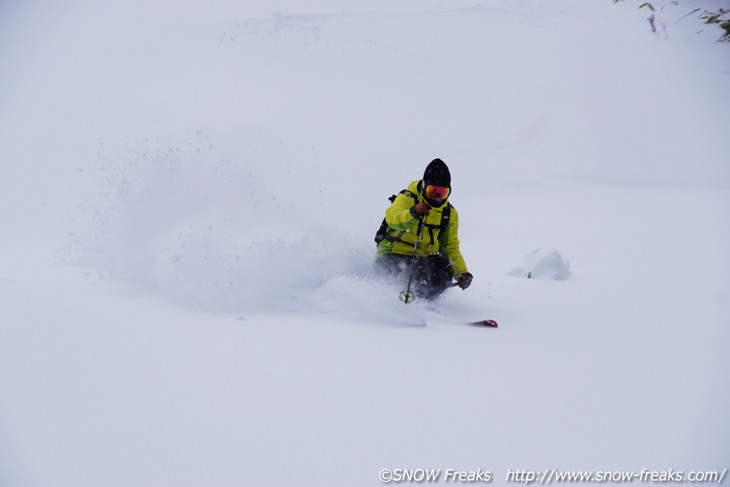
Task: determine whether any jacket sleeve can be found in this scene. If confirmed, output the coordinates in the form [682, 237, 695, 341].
[385, 192, 419, 232]
[439, 208, 468, 277]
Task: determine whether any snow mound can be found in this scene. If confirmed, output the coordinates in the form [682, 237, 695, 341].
[507, 248, 571, 281]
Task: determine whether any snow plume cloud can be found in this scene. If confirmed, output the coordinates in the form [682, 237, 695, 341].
[77, 129, 373, 313]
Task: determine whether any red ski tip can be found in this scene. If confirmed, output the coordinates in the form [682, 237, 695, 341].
[470, 320, 498, 328]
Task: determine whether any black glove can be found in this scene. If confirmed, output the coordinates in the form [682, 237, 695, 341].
[410, 202, 431, 219]
[457, 272, 473, 290]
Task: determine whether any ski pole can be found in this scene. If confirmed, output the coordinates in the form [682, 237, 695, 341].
[400, 219, 424, 304]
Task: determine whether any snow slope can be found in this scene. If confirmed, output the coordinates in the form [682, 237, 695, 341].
[1, 1, 728, 486]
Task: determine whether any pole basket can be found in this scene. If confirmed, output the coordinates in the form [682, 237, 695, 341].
[399, 289, 416, 304]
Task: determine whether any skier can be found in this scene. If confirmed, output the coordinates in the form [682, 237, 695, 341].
[375, 158, 473, 300]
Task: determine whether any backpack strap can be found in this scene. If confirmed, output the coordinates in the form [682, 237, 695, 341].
[422, 202, 451, 245]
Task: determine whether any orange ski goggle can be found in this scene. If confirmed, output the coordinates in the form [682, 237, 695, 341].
[425, 185, 450, 200]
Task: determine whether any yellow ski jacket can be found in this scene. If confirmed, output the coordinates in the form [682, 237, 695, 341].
[376, 180, 468, 277]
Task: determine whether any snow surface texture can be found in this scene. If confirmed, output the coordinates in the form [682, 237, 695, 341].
[1, 1, 729, 486]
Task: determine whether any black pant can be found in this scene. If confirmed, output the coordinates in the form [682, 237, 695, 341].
[375, 253, 453, 300]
